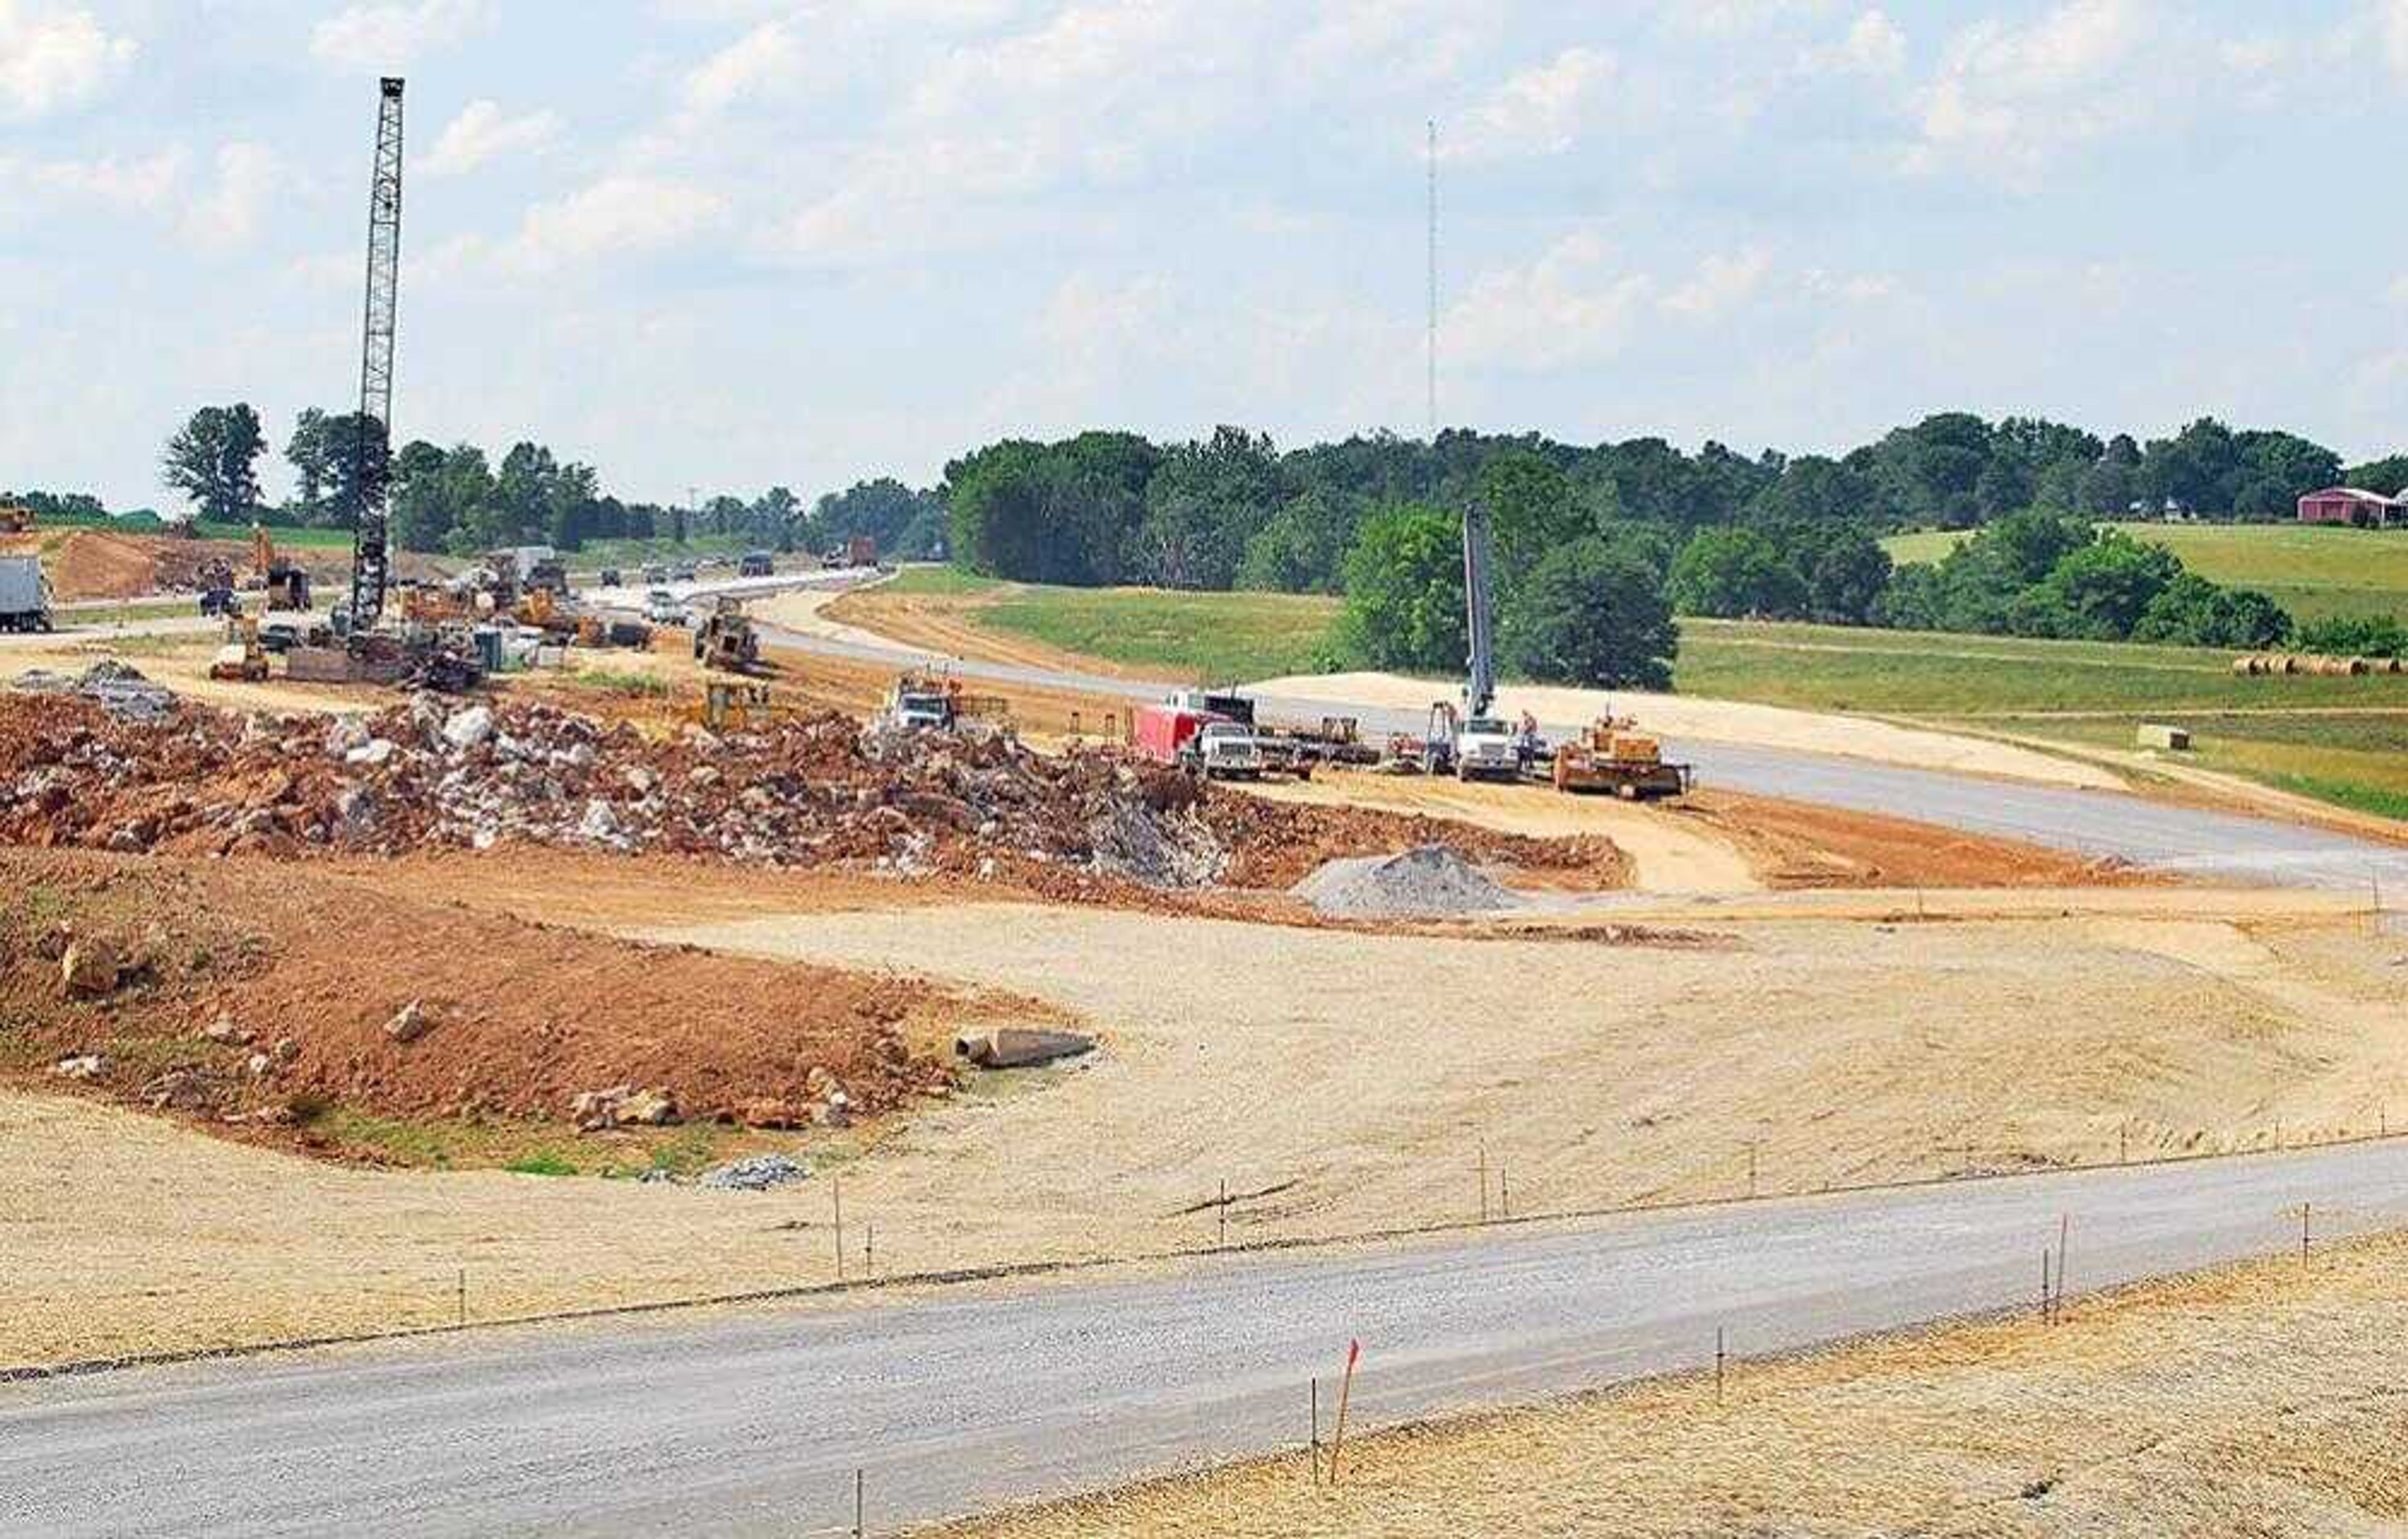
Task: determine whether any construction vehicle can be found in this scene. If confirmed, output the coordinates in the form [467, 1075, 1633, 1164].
[0, 554, 53, 632]
[689, 680, 786, 732]
[879, 673, 1007, 732]
[692, 596, 761, 672]
[206, 616, 268, 682]
[738, 550, 775, 578]
[0, 502, 32, 534]
[1553, 717, 1691, 800]
[1134, 700, 1270, 779]
[197, 559, 240, 617]
[250, 524, 312, 610]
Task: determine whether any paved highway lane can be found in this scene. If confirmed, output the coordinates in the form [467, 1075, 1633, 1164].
[750, 616, 2408, 893]
[9, 1143, 2407, 1538]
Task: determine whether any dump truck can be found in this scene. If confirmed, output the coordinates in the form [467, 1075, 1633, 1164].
[1552, 717, 1691, 800]
[0, 555, 53, 632]
[691, 596, 760, 672]
[1134, 701, 1266, 779]
[879, 674, 1008, 733]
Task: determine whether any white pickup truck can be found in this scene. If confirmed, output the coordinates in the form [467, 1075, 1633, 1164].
[1452, 715, 1522, 783]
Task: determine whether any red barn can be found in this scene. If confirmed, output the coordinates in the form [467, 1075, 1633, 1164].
[2297, 487, 2399, 527]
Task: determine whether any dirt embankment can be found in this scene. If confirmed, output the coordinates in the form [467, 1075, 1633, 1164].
[1681, 790, 2162, 890]
[0, 847, 1035, 1143]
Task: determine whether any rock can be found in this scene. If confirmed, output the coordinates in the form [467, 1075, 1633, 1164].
[737, 1097, 811, 1129]
[578, 799, 621, 842]
[571, 1084, 680, 1131]
[334, 785, 379, 832]
[441, 706, 495, 751]
[51, 1054, 109, 1081]
[697, 1154, 811, 1192]
[201, 1015, 250, 1045]
[245, 1052, 274, 1079]
[271, 1036, 299, 1065]
[59, 939, 122, 998]
[384, 999, 431, 1044]
[345, 738, 396, 768]
[143, 1069, 219, 1112]
[954, 1026, 1097, 1069]
[324, 717, 372, 757]
[623, 766, 657, 795]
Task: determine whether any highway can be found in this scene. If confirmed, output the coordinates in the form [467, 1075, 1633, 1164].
[8, 1141, 2407, 1537]
[747, 608, 2408, 894]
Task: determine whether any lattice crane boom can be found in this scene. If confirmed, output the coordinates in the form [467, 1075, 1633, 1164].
[347, 77, 404, 628]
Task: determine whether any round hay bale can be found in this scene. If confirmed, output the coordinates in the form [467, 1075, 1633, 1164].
[2274, 653, 2303, 675]
[2344, 656, 2372, 675]
[2385, 657, 2405, 675]
[2230, 655, 2261, 676]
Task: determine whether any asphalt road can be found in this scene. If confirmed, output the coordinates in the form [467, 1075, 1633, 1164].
[8, 1142, 2407, 1537]
[750, 611, 2408, 893]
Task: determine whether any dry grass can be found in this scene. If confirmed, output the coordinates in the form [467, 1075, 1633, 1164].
[943, 1230, 2408, 1538]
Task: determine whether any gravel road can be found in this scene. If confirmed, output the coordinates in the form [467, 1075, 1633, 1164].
[8, 1142, 2406, 1537]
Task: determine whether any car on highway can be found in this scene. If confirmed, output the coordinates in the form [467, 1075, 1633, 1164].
[643, 589, 687, 626]
[596, 567, 621, 588]
[670, 563, 699, 583]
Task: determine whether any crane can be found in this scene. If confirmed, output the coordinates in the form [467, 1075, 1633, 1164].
[346, 77, 405, 631]
[1420, 502, 1509, 778]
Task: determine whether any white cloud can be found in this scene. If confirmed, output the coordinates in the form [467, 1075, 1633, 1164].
[11, 146, 185, 210]
[2385, 0, 2408, 79]
[310, 0, 491, 69]
[502, 176, 728, 272]
[1664, 248, 1772, 319]
[682, 18, 803, 112]
[1445, 46, 1620, 162]
[1907, 0, 2153, 180]
[1447, 233, 1655, 371]
[182, 142, 280, 251]
[1800, 9, 1906, 76]
[420, 100, 560, 177]
[0, 1, 136, 121]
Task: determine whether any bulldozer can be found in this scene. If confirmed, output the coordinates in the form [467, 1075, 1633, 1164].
[688, 680, 786, 732]
[691, 596, 761, 673]
[206, 616, 269, 682]
[250, 524, 312, 610]
[1552, 717, 1691, 800]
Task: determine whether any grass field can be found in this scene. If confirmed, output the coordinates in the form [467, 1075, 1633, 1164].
[867, 568, 2408, 820]
[1884, 521, 2408, 624]
[877, 567, 1342, 680]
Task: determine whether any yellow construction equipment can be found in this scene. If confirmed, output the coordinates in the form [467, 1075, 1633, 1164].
[0, 502, 32, 535]
[250, 523, 312, 609]
[692, 596, 761, 673]
[206, 616, 268, 682]
[1552, 717, 1692, 800]
[688, 680, 784, 732]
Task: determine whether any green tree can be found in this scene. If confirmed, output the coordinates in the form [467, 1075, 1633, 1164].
[285, 408, 337, 521]
[1667, 527, 1807, 618]
[1476, 446, 1582, 580]
[162, 404, 267, 522]
[2130, 575, 2291, 648]
[2035, 531, 2180, 638]
[1127, 426, 1284, 589]
[1337, 503, 1465, 674]
[1498, 536, 1677, 689]
[1236, 488, 1358, 593]
[1805, 529, 1893, 624]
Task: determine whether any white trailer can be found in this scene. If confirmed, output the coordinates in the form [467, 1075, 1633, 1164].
[0, 556, 52, 633]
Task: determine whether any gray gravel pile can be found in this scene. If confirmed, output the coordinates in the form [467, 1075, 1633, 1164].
[1291, 845, 1524, 918]
[12, 660, 177, 723]
[697, 1153, 813, 1191]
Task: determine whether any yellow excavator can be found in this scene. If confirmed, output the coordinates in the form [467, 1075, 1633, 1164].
[207, 615, 268, 682]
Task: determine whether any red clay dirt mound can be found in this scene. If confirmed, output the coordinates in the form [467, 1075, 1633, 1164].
[0, 848, 1040, 1142]
[1681, 790, 2159, 889]
[44, 530, 245, 600]
[1200, 793, 1629, 891]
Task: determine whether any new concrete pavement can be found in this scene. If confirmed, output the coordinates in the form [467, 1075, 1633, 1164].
[8, 1142, 2407, 1537]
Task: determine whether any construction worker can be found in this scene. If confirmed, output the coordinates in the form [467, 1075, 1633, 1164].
[1516, 709, 1540, 773]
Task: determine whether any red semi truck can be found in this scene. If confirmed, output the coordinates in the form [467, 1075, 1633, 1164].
[1133, 702, 1267, 780]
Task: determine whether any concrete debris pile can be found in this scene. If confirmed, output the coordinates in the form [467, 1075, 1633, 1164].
[12, 660, 177, 723]
[1292, 845, 1526, 919]
[0, 692, 1231, 885]
[696, 1153, 812, 1191]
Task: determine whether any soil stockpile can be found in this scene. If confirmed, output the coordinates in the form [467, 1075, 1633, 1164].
[0, 692, 1627, 897]
[0, 848, 1038, 1138]
[1292, 846, 1526, 918]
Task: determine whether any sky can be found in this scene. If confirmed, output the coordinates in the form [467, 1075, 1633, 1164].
[4, 0, 2406, 513]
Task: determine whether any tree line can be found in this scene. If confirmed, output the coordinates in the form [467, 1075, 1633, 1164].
[139, 403, 949, 559]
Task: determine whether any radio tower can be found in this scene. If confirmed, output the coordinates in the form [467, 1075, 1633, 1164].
[347, 77, 406, 629]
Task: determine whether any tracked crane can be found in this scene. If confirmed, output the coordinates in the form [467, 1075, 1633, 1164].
[346, 77, 405, 631]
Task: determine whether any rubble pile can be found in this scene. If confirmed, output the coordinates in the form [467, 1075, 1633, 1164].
[0, 691, 1232, 885]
